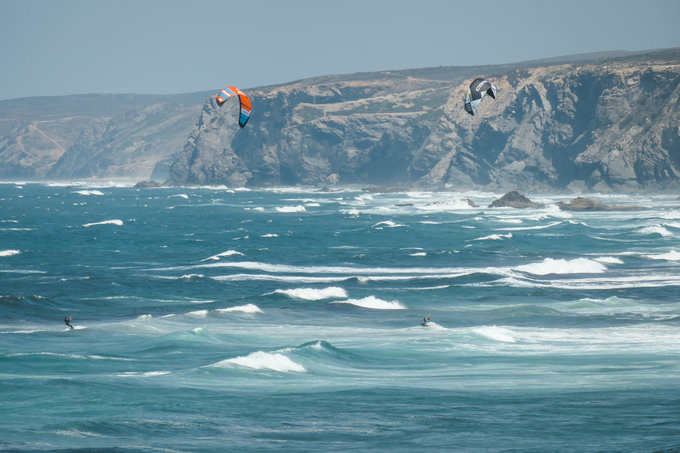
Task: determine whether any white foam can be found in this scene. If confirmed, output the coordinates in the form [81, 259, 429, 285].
[82, 219, 123, 227]
[421, 321, 447, 331]
[219, 351, 306, 373]
[493, 274, 680, 290]
[644, 250, 680, 261]
[474, 326, 517, 343]
[118, 371, 170, 377]
[332, 296, 406, 310]
[179, 274, 204, 280]
[212, 274, 349, 284]
[593, 256, 624, 264]
[372, 220, 405, 229]
[637, 225, 672, 237]
[74, 190, 104, 196]
[216, 304, 263, 314]
[274, 286, 347, 300]
[516, 257, 606, 275]
[495, 218, 524, 224]
[416, 199, 479, 211]
[660, 210, 680, 220]
[473, 233, 513, 241]
[409, 252, 427, 257]
[502, 221, 563, 231]
[341, 208, 360, 217]
[186, 310, 208, 318]
[0, 249, 20, 257]
[169, 194, 189, 199]
[276, 205, 306, 213]
[199, 260, 472, 276]
[203, 250, 244, 261]
[261, 233, 279, 238]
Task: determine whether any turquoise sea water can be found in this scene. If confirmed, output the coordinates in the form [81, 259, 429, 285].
[1, 183, 679, 452]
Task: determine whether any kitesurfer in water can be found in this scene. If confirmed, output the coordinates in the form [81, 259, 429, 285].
[422, 313, 430, 325]
[64, 315, 73, 329]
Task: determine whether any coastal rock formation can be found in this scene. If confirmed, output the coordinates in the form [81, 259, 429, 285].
[0, 93, 207, 180]
[1, 49, 679, 192]
[556, 196, 640, 211]
[166, 49, 680, 192]
[488, 191, 543, 208]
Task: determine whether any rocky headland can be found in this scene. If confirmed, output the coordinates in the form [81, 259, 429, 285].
[1, 49, 679, 193]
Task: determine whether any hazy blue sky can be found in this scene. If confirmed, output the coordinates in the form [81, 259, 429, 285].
[1, 0, 679, 100]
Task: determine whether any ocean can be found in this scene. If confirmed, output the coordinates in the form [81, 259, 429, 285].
[1, 182, 679, 452]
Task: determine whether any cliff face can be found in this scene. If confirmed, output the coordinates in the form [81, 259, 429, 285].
[47, 102, 201, 180]
[166, 49, 680, 192]
[0, 93, 207, 180]
[1, 50, 679, 191]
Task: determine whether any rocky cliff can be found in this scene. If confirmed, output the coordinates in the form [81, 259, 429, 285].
[2, 49, 679, 191]
[0, 92, 208, 180]
[166, 49, 680, 192]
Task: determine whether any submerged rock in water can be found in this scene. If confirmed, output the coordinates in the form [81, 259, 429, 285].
[488, 191, 543, 208]
[556, 196, 641, 211]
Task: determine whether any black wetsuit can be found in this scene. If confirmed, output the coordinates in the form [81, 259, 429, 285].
[65, 317, 73, 329]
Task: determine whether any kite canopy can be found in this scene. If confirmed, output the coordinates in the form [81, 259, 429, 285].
[464, 78, 497, 116]
[216, 86, 252, 128]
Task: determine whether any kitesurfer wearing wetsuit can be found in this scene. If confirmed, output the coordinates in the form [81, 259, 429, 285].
[64, 316, 73, 329]
[422, 313, 430, 325]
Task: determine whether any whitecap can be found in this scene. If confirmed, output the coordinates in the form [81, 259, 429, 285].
[276, 205, 306, 213]
[186, 310, 208, 318]
[118, 371, 170, 377]
[261, 233, 279, 238]
[473, 233, 513, 241]
[0, 249, 20, 257]
[332, 296, 406, 310]
[516, 257, 606, 275]
[169, 194, 189, 199]
[74, 190, 104, 196]
[372, 220, 405, 229]
[660, 210, 680, 220]
[82, 219, 123, 228]
[416, 199, 479, 211]
[215, 303, 263, 314]
[474, 326, 517, 343]
[593, 256, 624, 264]
[218, 351, 306, 373]
[273, 286, 347, 301]
[502, 221, 563, 231]
[203, 250, 244, 261]
[341, 208, 360, 216]
[644, 250, 680, 261]
[637, 225, 672, 237]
